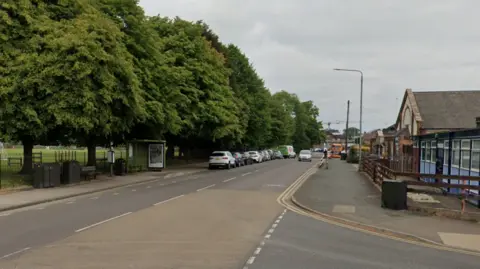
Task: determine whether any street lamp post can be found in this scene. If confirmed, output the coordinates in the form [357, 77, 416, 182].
[333, 68, 363, 171]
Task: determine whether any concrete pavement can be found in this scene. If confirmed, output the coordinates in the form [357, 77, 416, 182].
[244, 211, 480, 269]
[0, 162, 209, 212]
[0, 158, 316, 268]
[294, 159, 480, 252]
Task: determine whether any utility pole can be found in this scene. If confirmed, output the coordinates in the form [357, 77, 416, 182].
[345, 100, 350, 151]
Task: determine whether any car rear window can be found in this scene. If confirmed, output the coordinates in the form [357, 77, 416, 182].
[211, 152, 226, 157]
[300, 150, 311, 154]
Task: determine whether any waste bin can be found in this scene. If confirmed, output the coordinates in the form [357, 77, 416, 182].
[381, 179, 407, 210]
[33, 163, 61, 188]
[114, 159, 126, 176]
[62, 161, 81, 184]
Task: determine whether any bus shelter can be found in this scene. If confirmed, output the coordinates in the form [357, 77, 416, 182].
[126, 139, 166, 172]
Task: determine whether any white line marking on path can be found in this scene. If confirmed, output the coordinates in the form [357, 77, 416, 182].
[146, 186, 151, 189]
[197, 184, 215, 192]
[264, 234, 271, 239]
[90, 197, 99, 200]
[0, 212, 11, 217]
[113, 193, 119, 195]
[246, 256, 256, 264]
[131, 189, 136, 192]
[0, 247, 30, 260]
[268, 228, 275, 234]
[75, 212, 132, 233]
[254, 247, 262, 255]
[255, 170, 259, 172]
[223, 177, 236, 182]
[35, 207, 45, 210]
[242, 172, 251, 177]
[154, 195, 185, 206]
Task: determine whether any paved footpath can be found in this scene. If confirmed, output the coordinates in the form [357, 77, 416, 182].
[294, 159, 480, 252]
[0, 162, 208, 212]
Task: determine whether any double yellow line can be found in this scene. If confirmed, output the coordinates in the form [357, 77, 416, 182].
[277, 158, 480, 257]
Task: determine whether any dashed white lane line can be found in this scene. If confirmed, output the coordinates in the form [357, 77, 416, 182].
[243, 211, 286, 269]
[0, 212, 11, 217]
[66, 200, 75, 204]
[242, 172, 252, 177]
[131, 189, 136, 192]
[75, 212, 132, 233]
[113, 192, 119, 195]
[0, 247, 30, 260]
[223, 177, 236, 182]
[154, 195, 185, 206]
[196, 184, 215, 192]
[90, 197, 99, 200]
[146, 186, 151, 189]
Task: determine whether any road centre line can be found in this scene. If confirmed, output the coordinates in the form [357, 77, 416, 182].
[223, 177, 236, 182]
[242, 172, 252, 176]
[154, 195, 185, 206]
[0, 247, 31, 260]
[75, 212, 132, 233]
[197, 184, 215, 192]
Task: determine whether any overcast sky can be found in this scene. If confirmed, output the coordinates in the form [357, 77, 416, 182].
[139, 0, 479, 132]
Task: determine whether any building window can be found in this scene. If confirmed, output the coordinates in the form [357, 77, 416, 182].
[452, 140, 460, 167]
[425, 141, 431, 162]
[431, 141, 436, 162]
[460, 139, 471, 170]
[472, 140, 480, 171]
[444, 140, 450, 165]
[421, 141, 425, 161]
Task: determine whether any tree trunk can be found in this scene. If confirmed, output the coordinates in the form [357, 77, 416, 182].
[86, 139, 96, 166]
[19, 136, 34, 174]
[166, 142, 175, 160]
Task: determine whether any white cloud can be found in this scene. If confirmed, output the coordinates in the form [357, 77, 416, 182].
[139, 0, 480, 131]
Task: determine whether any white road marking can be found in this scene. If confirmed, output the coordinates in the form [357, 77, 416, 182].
[272, 223, 278, 228]
[35, 207, 45, 210]
[192, 176, 199, 179]
[268, 228, 275, 234]
[75, 212, 132, 233]
[246, 256, 256, 264]
[113, 192, 119, 195]
[242, 172, 251, 177]
[0, 247, 30, 260]
[264, 234, 271, 239]
[90, 197, 99, 200]
[66, 201, 75, 204]
[254, 247, 262, 255]
[154, 195, 185, 206]
[197, 184, 215, 192]
[255, 170, 259, 172]
[275, 219, 280, 223]
[146, 186, 151, 189]
[131, 189, 136, 192]
[0, 212, 11, 217]
[223, 177, 236, 182]
[172, 181, 177, 183]
[260, 241, 265, 246]
[278, 215, 283, 219]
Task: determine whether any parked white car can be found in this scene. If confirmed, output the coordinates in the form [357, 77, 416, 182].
[248, 151, 262, 163]
[209, 151, 236, 169]
[298, 149, 312, 162]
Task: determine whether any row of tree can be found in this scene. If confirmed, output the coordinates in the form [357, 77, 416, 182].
[0, 0, 325, 171]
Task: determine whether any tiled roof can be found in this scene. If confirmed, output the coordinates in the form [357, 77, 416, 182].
[413, 90, 480, 129]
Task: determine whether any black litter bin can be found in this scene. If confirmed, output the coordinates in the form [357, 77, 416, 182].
[114, 159, 126, 176]
[381, 179, 407, 210]
[33, 163, 61, 188]
[62, 161, 81, 184]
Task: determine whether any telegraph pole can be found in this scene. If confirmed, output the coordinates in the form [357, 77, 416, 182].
[345, 100, 350, 151]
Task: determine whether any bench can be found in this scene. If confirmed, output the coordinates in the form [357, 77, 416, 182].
[80, 166, 97, 181]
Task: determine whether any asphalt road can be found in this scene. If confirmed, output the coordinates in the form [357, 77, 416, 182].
[244, 211, 480, 269]
[0, 158, 315, 268]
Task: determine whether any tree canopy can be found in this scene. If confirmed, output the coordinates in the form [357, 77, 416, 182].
[0, 0, 325, 168]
